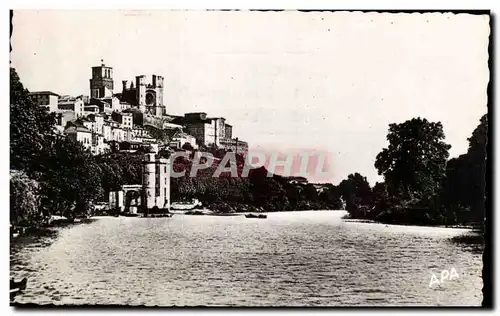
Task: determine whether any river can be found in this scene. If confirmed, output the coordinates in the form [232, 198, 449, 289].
[10, 210, 483, 306]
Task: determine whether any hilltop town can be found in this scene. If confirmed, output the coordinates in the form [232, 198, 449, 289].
[29, 60, 249, 156]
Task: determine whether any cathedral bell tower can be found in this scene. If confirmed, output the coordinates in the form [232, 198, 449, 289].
[89, 59, 114, 99]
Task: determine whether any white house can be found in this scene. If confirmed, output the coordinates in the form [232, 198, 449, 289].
[65, 125, 92, 150]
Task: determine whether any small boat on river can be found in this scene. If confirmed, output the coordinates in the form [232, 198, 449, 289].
[142, 213, 173, 218]
[185, 210, 207, 216]
[212, 213, 242, 217]
[245, 213, 267, 219]
[120, 212, 140, 217]
[171, 199, 202, 211]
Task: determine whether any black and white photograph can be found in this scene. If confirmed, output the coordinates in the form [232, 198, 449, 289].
[8, 9, 490, 307]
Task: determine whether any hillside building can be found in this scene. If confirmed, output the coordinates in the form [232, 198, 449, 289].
[30, 91, 59, 112]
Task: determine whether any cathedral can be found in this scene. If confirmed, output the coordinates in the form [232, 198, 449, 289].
[89, 60, 166, 117]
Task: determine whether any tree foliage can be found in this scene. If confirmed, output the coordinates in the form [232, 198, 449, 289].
[10, 68, 56, 174]
[466, 114, 488, 222]
[10, 68, 103, 223]
[10, 170, 41, 226]
[338, 173, 373, 217]
[342, 115, 487, 228]
[40, 137, 103, 218]
[375, 118, 451, 206]
[441, 115, 488, 225]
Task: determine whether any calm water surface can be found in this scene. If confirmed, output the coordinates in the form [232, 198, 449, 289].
[10, 211, 483, 306]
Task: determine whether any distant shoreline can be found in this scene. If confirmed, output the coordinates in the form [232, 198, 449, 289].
[341, 213, 483, 231]
[342, 218, 477, 230]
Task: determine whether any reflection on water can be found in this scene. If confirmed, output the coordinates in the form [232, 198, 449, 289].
[10, 211, 483, 306]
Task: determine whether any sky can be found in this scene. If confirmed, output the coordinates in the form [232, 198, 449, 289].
[10, 10, 490, 185]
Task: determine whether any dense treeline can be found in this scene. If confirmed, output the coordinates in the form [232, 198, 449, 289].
[341, 116, 488, 227]
[169, 165, 344, 213]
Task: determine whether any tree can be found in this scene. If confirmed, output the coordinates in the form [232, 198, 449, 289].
[40, 137, 103, 218]
[10, 68, 56, 175]
[10, 170, 41, 226]
[95, 155, 124, 192]
[249, 168, 288, 212]
[283, 182, 301, 208]
[440, 114, 487, 225]
[466, 114, 488, 223]
[468, 114, 488, 157]
[375, 118, 451, 208]
[302, 184, 319, 201]
[372, 182, 389, 217]
[338, 173, 373, 218]
[317, 183, 343, 210]
[441, 154, 470, 223]
[10, 68, 105, 223]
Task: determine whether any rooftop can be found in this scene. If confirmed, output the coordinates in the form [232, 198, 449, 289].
[54, 109, 75, 114]
[65, 125, 91, 134]
[30, 91, 59, 96]
[59, 100, 82, 105]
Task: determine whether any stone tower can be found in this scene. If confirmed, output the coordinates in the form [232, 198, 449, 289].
[151, 75, 164, 116]
[134, 74, 165, 116]
[142, 148, 156, 210]
[136, 75, 146, 113]
[165, 158, 171, 210]
[155, 157, 170, 209]
[89, 60, 114, 99]
[142, 145, 170, 211]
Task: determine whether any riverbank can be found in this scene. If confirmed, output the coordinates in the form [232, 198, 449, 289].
[343, 215, 484, 245]
[10, 217, 98, 240]
[343, 217, 479, 230]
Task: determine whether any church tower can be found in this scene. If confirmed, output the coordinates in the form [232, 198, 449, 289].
[134, 74, 165, 116]
[89, 60, 114, 99]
